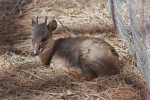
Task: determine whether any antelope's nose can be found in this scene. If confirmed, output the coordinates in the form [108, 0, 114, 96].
[33, 51, 39, 56]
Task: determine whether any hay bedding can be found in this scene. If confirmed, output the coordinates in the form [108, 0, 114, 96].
[0, 0, 149, 100]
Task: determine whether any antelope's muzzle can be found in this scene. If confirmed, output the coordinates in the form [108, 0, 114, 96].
[33, 43, 39, 56]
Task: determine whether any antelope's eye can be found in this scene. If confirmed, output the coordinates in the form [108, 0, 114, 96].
[41, 38, 47, 42]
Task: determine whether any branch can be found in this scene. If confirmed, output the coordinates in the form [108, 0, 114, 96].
[55, 15, 76, 37]
[21, 69, 45, 81]
[10, 0, 20, 14]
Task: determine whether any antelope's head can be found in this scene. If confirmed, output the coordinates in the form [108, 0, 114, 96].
[31, 16, 57, 55]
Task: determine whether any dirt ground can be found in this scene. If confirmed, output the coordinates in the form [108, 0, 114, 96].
[0, 0, 149, 100]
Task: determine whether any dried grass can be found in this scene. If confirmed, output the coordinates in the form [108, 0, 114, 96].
[0, 0, 149, 100]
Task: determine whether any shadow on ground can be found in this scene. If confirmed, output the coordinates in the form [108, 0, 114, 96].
[0, 0, 33, 55]
[0, 62, 147, 100]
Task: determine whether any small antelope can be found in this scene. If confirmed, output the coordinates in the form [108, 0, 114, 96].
[31, 16, 120, 80]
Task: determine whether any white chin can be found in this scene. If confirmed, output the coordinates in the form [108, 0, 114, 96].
[40, 48, 43, 52]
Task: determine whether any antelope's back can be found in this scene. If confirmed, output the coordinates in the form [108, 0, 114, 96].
[79, 37, 120, 75]
[52, 36, 120, 75]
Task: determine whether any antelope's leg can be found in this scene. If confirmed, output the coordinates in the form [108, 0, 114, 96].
[69, 71, 85, 79]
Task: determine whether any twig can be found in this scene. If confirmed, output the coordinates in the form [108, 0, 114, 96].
[0, 51, 8, 59]
[0, 88, 3, 91]
[21, 69, 45, 81]
[10, 0, 20, 14]
[55, 15, 76, 37]
[15, 44, 31, 48]
[2, 12, 6, 19]
[31, 90, 63, 96]
[82, 11, 92, 23]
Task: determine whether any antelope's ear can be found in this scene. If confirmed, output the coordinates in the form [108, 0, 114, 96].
[32, 19, 36, 27]
[47, 20, 57, 32]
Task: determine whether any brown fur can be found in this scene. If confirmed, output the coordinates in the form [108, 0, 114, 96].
[37, 36, 120, 80]
[31, 17, 120, 80]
